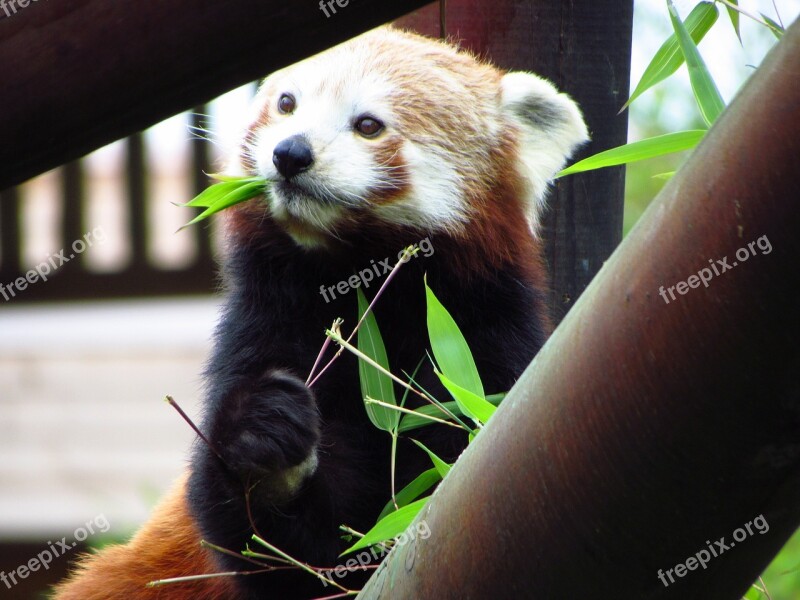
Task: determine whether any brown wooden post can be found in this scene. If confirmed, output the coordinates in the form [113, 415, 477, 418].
[398, 0, 634, 325]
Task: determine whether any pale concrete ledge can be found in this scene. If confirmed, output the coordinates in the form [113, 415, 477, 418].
[0, 297, 221, 539]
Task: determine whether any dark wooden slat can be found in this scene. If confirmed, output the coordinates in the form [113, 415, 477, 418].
[3, 267, 216, 303]
[60, 161, 84, 262]
[125, 134, 148, 269]
[0, 0, 435, 191]
[0, 186, 20, 273]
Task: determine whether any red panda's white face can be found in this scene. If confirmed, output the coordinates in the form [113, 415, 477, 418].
[237, 27, 588, 247]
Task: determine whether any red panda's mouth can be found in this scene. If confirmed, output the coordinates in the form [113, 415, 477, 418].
[273, 180, 320, 217]
[273, 178, 342, 210]
[267, 180, 345, 242]
[274, 179, 309, 200]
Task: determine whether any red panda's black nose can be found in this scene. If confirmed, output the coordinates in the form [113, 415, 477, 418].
[272, 135, 314, 179]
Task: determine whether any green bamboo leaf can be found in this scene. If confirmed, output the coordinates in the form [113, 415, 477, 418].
[557, 130, 705, 177]
[425, 279, 484, 399]
[668, 0, 725, 127]
[206, 173, 264, 183]
[652, 171, 676, 181]
[411, 439, 452, 478]
[377, 468, 441, 521]
[179, 180, 266, 229]
[400, 366, 474, 433]
[182, 180, 243, 208]
[437, 370, 496, 426]
[622, 2, 718, 110]
[181, 177, 265, 208]
[760, 13, 784, 39]
[487, 392, 506, 404]
[725, 0, 742, 44]
[357, 288, 398, 432]
[341, 498, 428, 555]
[398, 404, 455, 433]
[398, 393, 505, 433]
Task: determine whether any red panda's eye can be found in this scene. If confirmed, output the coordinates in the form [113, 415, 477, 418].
[355, 116, 384, 138]
[278, 94, 296, 114]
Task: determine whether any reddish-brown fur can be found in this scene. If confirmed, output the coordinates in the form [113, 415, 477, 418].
[52, 474, 236, 600]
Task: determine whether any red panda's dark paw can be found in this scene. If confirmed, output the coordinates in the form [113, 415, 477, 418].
[217, 370, 321, 492]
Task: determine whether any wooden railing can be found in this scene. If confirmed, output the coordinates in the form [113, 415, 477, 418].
[0, 119, 217, 302]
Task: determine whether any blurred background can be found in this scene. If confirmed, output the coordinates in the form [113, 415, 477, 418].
[0, 1, 798, 598]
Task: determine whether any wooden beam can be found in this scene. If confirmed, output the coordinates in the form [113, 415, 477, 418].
[0, 0, 434, 191]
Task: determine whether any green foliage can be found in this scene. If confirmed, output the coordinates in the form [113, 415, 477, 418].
[667, 0, 726, 126]
[376, 468, 442, 521]
[724, 0, 742, 43]
[411, 439, 452, 478]
[424, 279, 485, 400]
[760, 13, 785, 38]
[347, 279, 502, 553]
[397, 393, 505, 433]
[558, 0, 784, 179]
[342, 498, 429, 555]
[622, 2, 719, 110]
[558, 130, 705, 177]
[178, 174, 267, 229]
[357, 288, 399, 432]
[436, 371, 496, 425]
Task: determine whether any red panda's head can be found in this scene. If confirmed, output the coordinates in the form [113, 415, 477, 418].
[233, 27, 588, 248]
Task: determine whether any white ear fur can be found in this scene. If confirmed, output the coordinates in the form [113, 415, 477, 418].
[500, 72, 589, 234]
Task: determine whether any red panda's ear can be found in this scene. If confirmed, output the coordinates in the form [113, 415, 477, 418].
[500, 72, 589, 163]
[499, 72, 590, 234]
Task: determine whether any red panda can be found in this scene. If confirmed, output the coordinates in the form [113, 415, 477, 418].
[54, 26, 587, 599]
